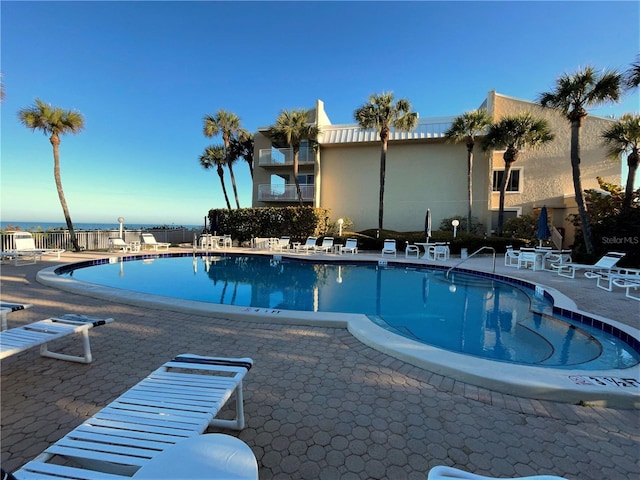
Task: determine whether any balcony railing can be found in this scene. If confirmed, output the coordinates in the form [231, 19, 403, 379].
[258, 184, 315, 202]
[258, 147, 315, 167]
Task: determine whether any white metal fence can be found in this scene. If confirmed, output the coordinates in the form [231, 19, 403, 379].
[1, 228, 201, 252]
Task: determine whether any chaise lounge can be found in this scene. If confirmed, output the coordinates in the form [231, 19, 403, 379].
[428, 466, 567, 480]
[140, 233, 170, 251]
[551, 251, 626, 278]
[0, 314, 114, 364]
[12, 354, 255, 480]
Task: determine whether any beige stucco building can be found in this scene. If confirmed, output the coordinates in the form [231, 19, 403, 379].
[252, 91, 620, 246]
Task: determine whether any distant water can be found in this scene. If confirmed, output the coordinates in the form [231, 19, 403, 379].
[1, 221, 201, 231]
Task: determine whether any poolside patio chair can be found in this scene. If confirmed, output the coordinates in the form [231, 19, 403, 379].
[405, 243, 420, 258]
[10, 231, 64, 265]
[612, 276, 640, 301]
[221, 234, 233, 248]
[341, 238, 358, 255]
[12, 354, 254, 480]
[428, 466, 567, 480]
[297, 236, 318, 253]
[381, 239, 397, 257]
[0, 301, 32, 331]
[551, 251, 626, 278]
[140, 233, 170, 251]
[504, 245, 520, 267]
[314, 236, 334, 253]
[517, 248, 537, 270]
[0, 314, 114, 363]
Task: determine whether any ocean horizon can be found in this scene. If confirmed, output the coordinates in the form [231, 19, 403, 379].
[1, 221, 202, 231]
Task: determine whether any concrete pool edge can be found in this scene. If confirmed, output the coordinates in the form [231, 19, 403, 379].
[37, 259, 640, 409]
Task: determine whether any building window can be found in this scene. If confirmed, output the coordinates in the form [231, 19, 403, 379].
[492, 169, 521, 192]
[298, 174, 314, 185]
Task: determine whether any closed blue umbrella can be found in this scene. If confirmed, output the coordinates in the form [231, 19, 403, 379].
[425, 209, 432, 243]
[537, 206, 551, 247]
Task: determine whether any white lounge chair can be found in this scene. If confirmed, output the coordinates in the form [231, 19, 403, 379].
[8, 231, 64, 265]
[585, 267, 640, 292]
[552, 251, 626, 278]
[381, 239, 396, 257]
[109, 237, 133, 253]
[314, 236, 334, 253]
[0, 301, 32, 331]
[341, 238, 358, 255]
[428, 466, 567, 480]
[297, 236, 318, 253]
[13, 354, 254, 480]
[272, 236, 290, 252]
[0, 314, 114, 364]
[141, 233, 170, 251]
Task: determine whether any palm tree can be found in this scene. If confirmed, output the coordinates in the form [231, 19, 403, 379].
[268, 109, 320, 205]
[538, 66, 622, 253]
[203, 110, 242, 208]
[199, 145, 232, 210]
[601, 113, 640, 211]
[354, 92, 418, 231]
[625, 55, 640, 90]
[18, 98, 84, 252]
[484, 113, 554, 236]
[444, 109, 493, 233]
[228, 129, 254, 178]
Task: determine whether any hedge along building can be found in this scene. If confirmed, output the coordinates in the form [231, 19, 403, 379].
[251, 91, 620, 246]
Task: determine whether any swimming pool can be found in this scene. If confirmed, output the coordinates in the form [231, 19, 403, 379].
[57, 253, 639, 371]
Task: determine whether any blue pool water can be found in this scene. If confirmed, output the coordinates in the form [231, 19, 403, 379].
[61, 254, 639, 370]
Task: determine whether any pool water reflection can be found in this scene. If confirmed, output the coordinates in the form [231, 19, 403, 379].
[63, 254, 639, 370]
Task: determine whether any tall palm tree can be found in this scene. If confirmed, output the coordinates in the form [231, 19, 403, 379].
[199, 145, 232, 210]
[484, 113, 554, 236]
[203, 110, 242, 208]
[538, 66, 622, 253]
[354, 92, 418, 231]
[444, 109, 493, 233]
[18, 98, 84, 252]
[228, 129, 254, 178]
[601, 113, 640, 211]
[625, 55, 640, 90]
[268, 109, 320, 205]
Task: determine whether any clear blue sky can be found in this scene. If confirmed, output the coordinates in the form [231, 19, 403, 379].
[1, 1, 638, 228]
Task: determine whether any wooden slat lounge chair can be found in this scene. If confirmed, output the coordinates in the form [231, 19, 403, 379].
[12, 354, 254, 480]
[0, 314, 114, 364]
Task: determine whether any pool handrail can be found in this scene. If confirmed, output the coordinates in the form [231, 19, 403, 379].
[446, 246, 496, 278]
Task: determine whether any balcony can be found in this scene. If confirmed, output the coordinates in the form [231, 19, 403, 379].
[258, 146, 315, 167]
[258, 184, 315, 202]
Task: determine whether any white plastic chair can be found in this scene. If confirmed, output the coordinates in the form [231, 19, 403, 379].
[428, 466, 568, 480]
[381, 239, 396, 257]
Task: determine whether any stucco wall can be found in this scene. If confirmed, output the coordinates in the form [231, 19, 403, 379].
[489, 92, 620, 239]
[319, 140, 491, 232]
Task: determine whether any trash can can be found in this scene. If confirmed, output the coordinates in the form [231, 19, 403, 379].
[460, 248, 468, 259]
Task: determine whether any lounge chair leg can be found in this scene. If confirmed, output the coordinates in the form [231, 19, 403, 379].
[209, 380, 245, 430]
[39, 329, 93, 364]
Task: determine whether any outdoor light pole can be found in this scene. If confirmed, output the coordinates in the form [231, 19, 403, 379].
[452, 219, 459, 238]
[118, 217, 124, 239]
[338, 218, 344, 237]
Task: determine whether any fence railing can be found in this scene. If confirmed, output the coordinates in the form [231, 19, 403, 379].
[257, 184, 315, 202]
[258, 146, 315, 166]
[1, 228, 201, 252]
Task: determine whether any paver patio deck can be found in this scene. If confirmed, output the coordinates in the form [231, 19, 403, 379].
[1, 248, 638, 479]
